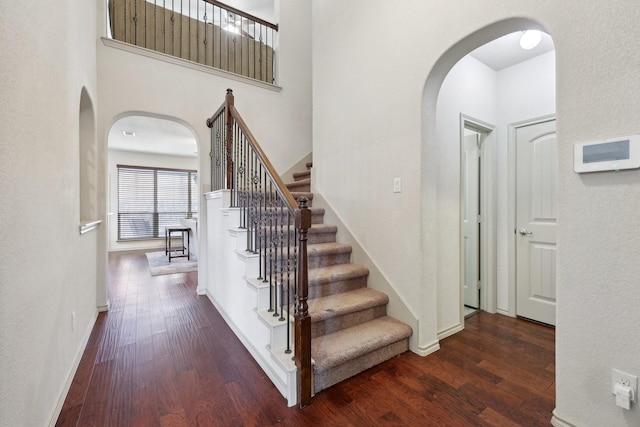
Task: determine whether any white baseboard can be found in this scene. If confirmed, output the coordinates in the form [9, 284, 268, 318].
[205, 290, 295, 406]
[415, 339, 440, 357]
[438, 322, 464, 340]
[497, 308, 511, 317]
[551, 410, 577, 427]
[48, 309, 99, 427]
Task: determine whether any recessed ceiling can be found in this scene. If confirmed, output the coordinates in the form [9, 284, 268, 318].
[108, 115, 198, 157]
[470, 31, 555, 71]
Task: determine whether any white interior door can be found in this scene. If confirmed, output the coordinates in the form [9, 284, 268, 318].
[515, 119, 557, 325]
[463, 133, 480, 309]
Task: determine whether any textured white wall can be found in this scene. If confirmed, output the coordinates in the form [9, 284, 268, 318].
[313, 1, 640, 425]
[435, 55, 498, 334]
[0, 0, 99, 425]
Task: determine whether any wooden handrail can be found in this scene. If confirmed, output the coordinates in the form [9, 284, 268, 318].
[202, 0, 279, 31]
[227, 106, 299, 213]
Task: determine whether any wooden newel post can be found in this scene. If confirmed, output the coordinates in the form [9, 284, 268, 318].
[295, 198, 312, 408]
[224, 88, 234, 190]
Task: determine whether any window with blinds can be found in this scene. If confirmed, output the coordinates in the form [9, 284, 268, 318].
[117, 165, 198, 240]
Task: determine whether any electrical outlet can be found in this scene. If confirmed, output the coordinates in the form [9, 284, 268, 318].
[612, 369, 638, 401]
[71, 311, 76, 331]
[393, 177, 402, 193]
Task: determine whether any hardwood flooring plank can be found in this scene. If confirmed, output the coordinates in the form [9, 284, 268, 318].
[154, 354, 184, 417]
[57, 251, 556, 427]
[106, 343, 135, 427]
[478, 406, 523, 427]
[74, 360, 114, 426]
[178, 369, 218, 426]
[131, 359, 159, 427]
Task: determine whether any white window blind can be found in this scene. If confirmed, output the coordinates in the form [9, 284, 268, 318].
[118, 165, 198, 240]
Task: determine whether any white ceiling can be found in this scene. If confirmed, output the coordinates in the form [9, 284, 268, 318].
[470, 31, 555, 71]
[108, 115, 198, 157]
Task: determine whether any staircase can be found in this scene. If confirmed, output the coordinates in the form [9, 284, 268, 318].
[285, 163, 412, 393]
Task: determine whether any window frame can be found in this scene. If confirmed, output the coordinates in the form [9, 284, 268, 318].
[117, 164, 198, 241]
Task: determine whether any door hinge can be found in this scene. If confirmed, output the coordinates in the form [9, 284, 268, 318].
[477, 215, 483, 224]
[477, 280, 482, 290]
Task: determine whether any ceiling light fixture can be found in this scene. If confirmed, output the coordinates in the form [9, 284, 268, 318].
[520, 30, 542, 50]
[122, 130, 136, 137]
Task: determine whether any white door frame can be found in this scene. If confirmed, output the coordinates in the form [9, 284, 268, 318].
[459, 114, 497, 322]
[507, 114, 556, 318]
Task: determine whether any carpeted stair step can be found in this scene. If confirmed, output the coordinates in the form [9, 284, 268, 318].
[286, 178, 311, 193]
[310, 207, 325, 224]
[258, 222, 335, 245]
[307, 224, 338, 244]
[293, 170, 311, 181]
[312, 316, 412, 392]
[308, 288, 388, 338]
[307, 242, 352, 268]
[252, 206, 324, 224]
[307, 264, 369, 298]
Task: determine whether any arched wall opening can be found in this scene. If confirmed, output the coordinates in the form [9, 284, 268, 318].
[106, 112, 201, 253]
[79, 87, 97, 224]
[421, 18, 557, 338]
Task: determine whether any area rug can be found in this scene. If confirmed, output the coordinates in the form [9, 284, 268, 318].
[145, 251, 198, 276]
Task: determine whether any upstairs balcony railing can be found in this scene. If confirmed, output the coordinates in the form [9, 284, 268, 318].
[207, 89, 312, 407]
[108, 0, 278, 84]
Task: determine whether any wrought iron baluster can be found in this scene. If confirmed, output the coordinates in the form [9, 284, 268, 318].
[259, 26, 263, 82]
[133, 0, 138, 45]
[284, 209, 293, 354]
[162, 0, 166, 53]
[259, 164, 267, 281]
[153, 0, 156, 51]
[203, 5, 208, 65]
[196, 0, 199, 63]
[170, 0, 175, 55]
[143, 0, 148, 48]
[278, 197, 286, 321]
[271, 181, 280, 317]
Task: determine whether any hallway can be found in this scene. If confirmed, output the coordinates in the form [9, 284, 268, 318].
[56, 250, 555, 426]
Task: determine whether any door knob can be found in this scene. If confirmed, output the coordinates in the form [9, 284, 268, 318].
[519, 228, 533, 236]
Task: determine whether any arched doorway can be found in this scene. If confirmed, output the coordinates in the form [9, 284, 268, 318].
[106, 113, 200, 253]
[422, 19, 557, 338]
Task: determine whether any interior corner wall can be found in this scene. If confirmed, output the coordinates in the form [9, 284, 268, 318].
[107, 150, 199, 251]
[434, 55, 498, 334]
[0, 0, 100, 425]
[313, 2, 640, 425]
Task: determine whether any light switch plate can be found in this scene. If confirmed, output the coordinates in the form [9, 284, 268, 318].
[393, 177, 402, 193]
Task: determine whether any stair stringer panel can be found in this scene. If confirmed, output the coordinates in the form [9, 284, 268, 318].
[204, 190, 298, 406]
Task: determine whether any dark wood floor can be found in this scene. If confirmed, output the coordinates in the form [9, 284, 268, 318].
[56, 250, 555, 426]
